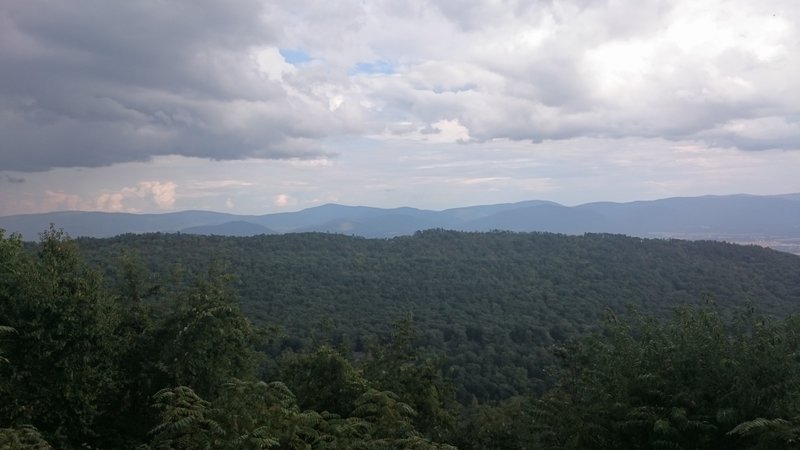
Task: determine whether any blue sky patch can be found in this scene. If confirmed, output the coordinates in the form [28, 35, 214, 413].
[279, 48, 311, 65]
[350, 60, 395, 75]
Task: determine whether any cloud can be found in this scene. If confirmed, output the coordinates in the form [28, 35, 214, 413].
[95, 192, 126, 212]
[45, 190, 86, 211]
[701, 116, 800, 151]
[380, 1, 797, 149]
[94, 181, 178, 212]
[341, 0, 799, 149]
[141, 181, 177, 209]
[273, 193, 294, 207]
[1, 0, 798, 176]
[190, 180, 256, 190]
[0, 1, 348, 172]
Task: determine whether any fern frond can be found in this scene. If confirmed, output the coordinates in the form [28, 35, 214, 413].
[728, 417, 791, 436]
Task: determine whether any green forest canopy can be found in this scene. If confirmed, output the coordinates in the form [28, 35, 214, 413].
[76, 230, 800, 401]
[3, 228, 800, 448]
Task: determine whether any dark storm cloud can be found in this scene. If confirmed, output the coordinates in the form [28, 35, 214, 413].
[0, 0, 336, 172]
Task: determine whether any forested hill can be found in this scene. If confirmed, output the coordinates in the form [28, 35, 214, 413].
[76, 230, 800, 402]
[4, 194, 800, 256]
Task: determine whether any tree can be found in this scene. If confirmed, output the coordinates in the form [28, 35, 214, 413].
[213, 379, 321, 449]
[532, 308, 800, 449]
[0, 325, 14, 366]
[728, 416, 800, 449]
[362, 317, 457, 442]
[453, 396, 540, 450]
[149, 380, 354, 450]
[279, 345, 367, 417]
[0, 227, 119, 448]
[0, 425, 52, 450]
[148, 386, 224, 449]
[351, 389, 456, 450]
[155, 264, 262, 399]
[0, 230, 23, 367]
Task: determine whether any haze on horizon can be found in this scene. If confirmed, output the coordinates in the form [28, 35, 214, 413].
[1, 0, 799, 217]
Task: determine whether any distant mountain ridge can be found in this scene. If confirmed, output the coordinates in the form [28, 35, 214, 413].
[2, 193, 800, 254]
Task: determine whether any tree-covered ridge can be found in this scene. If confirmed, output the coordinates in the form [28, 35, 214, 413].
[4, 229, 800, 448]
[454, 308, 800, 450]
[76, 230, 800, 401]
[1, 229, 457, 448]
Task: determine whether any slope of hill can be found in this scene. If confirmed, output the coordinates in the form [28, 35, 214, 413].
[76, 231, 800, 401]
[181, 220, 274, 236]
[0, 210, 248, 239]
[577, 194, 800, 235]
[3, 194, 800, 253]
[460, 203, 609, 233]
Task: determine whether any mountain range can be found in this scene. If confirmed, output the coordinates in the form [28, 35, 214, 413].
[2, 193, 800, 254]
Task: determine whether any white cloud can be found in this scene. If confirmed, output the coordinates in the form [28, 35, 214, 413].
[95, 193, 126, 212]
[3, 0, 799, 170]
[141, 181, 177, 209]
[190, 180, 256, 189]
[45, 190, 87, 211]
[720, 117, 800, 141]
[251, 46, 297, 82]
[273, 193, 293, 207]
[1, 0, 800, 215]
[91, 181, 178, 212]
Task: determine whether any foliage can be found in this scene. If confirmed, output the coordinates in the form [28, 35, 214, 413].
[279, 346, 368, 417]
[452, 397, 540, 450]
[350, 388, 454, 449]
[76, 230, 800, 402]
[728, 416, 800, 449]
[0, 229, 265, 447]
[0, 325, 15, 366]
[532, 308, 800, 449]
[148, 386, 224, 449]
[0, 425, 52, 450]
[362, 316, 458, 441]
[5, 228, 800, 448]
[0, 227, 119, 447]
[145, 379, 455, 450]
[154, 264, 262, 398]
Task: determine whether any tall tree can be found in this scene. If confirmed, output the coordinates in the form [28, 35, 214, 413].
[155, 264, 262, 399]
[362, 317, 457, 442]
[0, 228, 119, 448]
[279, 345, 367, 417]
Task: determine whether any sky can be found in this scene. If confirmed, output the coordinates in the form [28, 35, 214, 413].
[1, 0, 799, 216]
